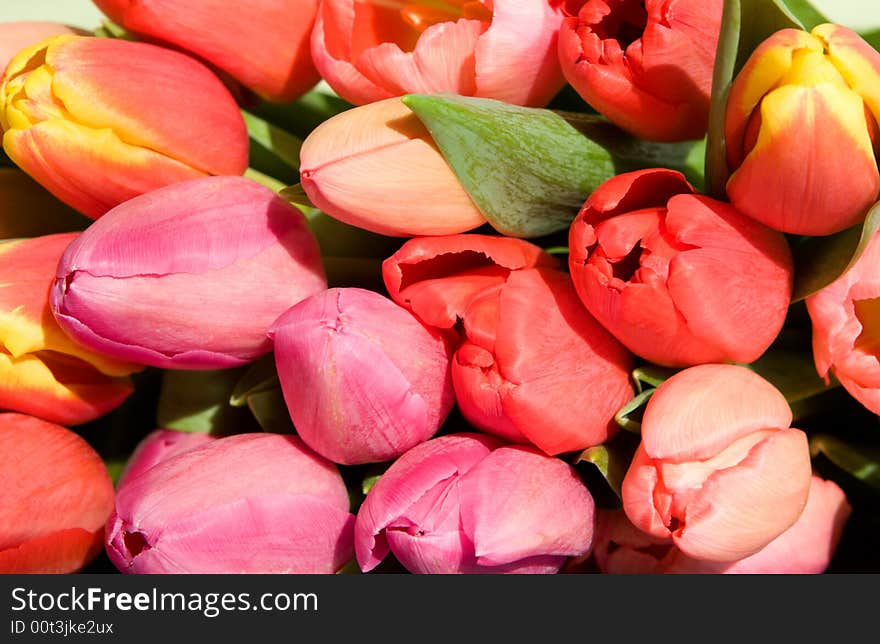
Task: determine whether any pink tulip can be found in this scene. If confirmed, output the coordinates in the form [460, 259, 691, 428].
[558, 0, 722, 141]
[622, 364, 812, 562]
[596, 476, 851, 574]
[0, 22, 85, 74]
[106, 433, 355, 573]
[569, 168, 793, 367]
[50, 176, 326, 370]
[117, 429, 216, 488]
[92, 0, 321, 102]
[807, 230, 880, 414]
[0, 413, 114, 573]
[311, 0, 568, 107]
[270, 288, 455, 465]
[356, 433, 595, 574]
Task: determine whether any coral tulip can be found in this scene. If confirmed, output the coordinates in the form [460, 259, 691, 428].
[270, 288, 455, 465]
[0, 22, 84, 74]
[300, 97, 485, 237]
[0, 233, 137, 425]
[0, 35, 248, 218]
[569, 168, 793, 367]
[311, 0, 567, 106]
[725, 24, 880, 235]
[595, 476, 851, 574]
[92, 0, 320, 102]
[807, 230, 880, 414]
[117, 429, 216, 487]
[0, 413, 114, 573]
[356, 433, 595, 574]
[621, 364, 813, 562]
[558, 0, 722, 141]
[106, 433, 355, 573]
[50, 176, 326, 370]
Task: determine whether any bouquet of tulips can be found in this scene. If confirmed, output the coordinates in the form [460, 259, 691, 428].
[1, 0, 878, 575]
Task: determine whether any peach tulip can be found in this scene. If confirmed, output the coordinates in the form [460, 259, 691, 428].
[299, 97, 486, 236]
[0, 22, 85, 74]
[595, 476, 851, 574]
[311, 0, 568, 106]
[0, 413, 115, 573]
[270, 288, 455, 465]
[568, 168, 793, 367]
[92, 0, 321, 102]
[0, 234, 137, 425]
[621, 364, 813, 562]
[0, 35, 248, 218]
[559, 0, 722, 141]
[725, 24, 880, 235]
[807, 230, 880, 414]
[356, 433, 595, 574]
[50, 176, 326, 370]
[106, 433, 355, 573]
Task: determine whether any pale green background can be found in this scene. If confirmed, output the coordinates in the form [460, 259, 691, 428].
[0, 0, 878, 31]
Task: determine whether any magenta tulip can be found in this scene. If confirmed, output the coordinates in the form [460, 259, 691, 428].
[51, 176, 326, 370]
[356, 433, 595, 574]
[106, 433, 355, 573]
[117, 429, 216, 488]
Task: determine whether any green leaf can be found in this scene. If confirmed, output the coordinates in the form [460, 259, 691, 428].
[248, 83, 353, 139]
[245, 388, 295, 434]
[810, 434, 880, 490]
[93, 19, 135, 40]
[303, 208, 402, 260]
[229, 354, 280, 407]
[791, 200, 880, 301]
[613, 389, 654, 434]
[780, 0, 829, 29]
[361, 474, 382, 496]
[280, 183, 314, 208]
[244, 167, 286, 193]
[575, 434, 639, 499]
[157, 367, 253, 434]
[862, 29, 880, 51]
[242, 110, 302, 184]
[403, 94, 703, 238]
[632, 365, 678, 393]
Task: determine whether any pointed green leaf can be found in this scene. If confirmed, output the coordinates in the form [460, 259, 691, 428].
[303, 208, 402, 259]
[280, 183, 314, 208]
[244, 167, 286, 193]
[242, 110, 302, 185]
[157, 367, 253, 434]
[575, 434, 639, 499]
[403, 94, 703, 238]
[93, 20, 135, 40]
[810, 434, 880, 490]
[780, 0, 828, 29]
[361, 474, 382, 496]
[614, 389, 654, 434]
[229, 354, 280, 407]
[246, 388, 295, 434]
[249, 85, 353, 139]
[791, 200, 880, 301]
[632, 365, 678, 393]
[862, 29, 880, 51]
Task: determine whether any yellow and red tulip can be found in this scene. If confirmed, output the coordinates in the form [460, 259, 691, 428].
[725, 24, 880, 235]
[0, 234, 138, 426]
[0, 35, 248, 219]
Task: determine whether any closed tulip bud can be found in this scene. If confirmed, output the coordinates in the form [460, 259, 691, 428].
[50, 176, 326, 370]
[622, 364, 813, 562]
[558, 0, 722, 141]
[0, 233, 137, 425]
[596, 476, 850, 574]
[106, 433, 355, 573]
[807, 230, 880, 414]
[300, 97, 485, 237]
[92, 0, 320, 102]
[117, 429, 217, 488]
[0, 35, 248, 218]
[312, 0, 567, 107]
[569, 168, 793, 367]
[0, 413, 114, 573]
[725, 25, 880, 235]
[270, 288, 454, 465]
[0, 169, 90, 239]
[0, 22, 85, 73]
[356, 433, 595, 574]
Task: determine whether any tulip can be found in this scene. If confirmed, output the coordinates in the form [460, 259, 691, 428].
[0, 233, 137, 425]
[806, 230, 880, 414]
[725, 24, 880, 235]
[595, 476, 851, 574]
[311, 0, 567, 107]
[92, 0, 320, 102]
[117, 429, 217, 488]
[50, 176, 326, 370]
[300, 97, 486, 236]
[0, 35, 248, 219]
[0, 22, 85, 74]
[356, 433, 595, 574]
[270, 288, 455, 465]
[0, 413, 114, 573]
[568, 168, 793, 367]
[558, 0, 722, 142]
[0, 168, 90, 239]
[106, 433, 355, 573]
[622, 364, 813, 562]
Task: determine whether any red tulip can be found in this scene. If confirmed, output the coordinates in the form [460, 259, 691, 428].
[558, 0, 722, 141]
[0, 413, 114, 573]
[569, 168, 793, 367]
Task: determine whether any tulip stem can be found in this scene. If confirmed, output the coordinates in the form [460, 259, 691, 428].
[704, 0, 740, 198]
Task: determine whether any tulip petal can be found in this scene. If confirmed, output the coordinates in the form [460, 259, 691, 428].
[117, 429, 217, 488]
[815, 23, 880, 127]
[0, 527, 102, 574]
[621, 443, 671, 539]
[571, 168, 692, 225]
